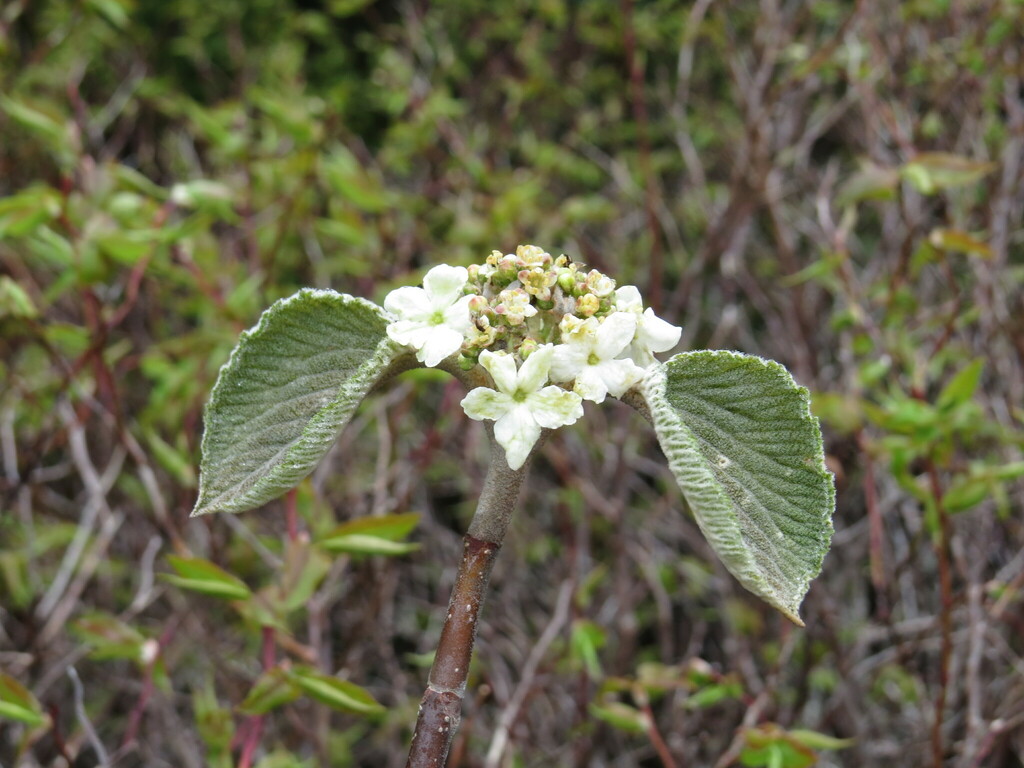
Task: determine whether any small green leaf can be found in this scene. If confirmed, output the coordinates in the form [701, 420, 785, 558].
[588, 701, 650, 734]
[901, 152, 996, 194]
[193, 290, 403, 516]
[686, 680, 743, 709]
[319, 513, 421, 555]
[941, 478, 990, 514]
[835, 161, 900, 206]
[0, 276, 38, 319]
[319, 534, 420, 556]
[164, 555, 252, 600]
[279, 538, 331, 612]
[788, 729, 855, 750]
[937, 360, 983, 411]
[928, 228, 993, 258]
[644, 351, 835, 624]
[238, 668, 301, 716]
[72, 612, 146, 661]
[287, 667, 385, 716]
[570, 619, 606, 678]
[0, 672, 48, 727]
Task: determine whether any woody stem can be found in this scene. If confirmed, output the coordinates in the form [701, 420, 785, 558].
[405, 427, 528, 768]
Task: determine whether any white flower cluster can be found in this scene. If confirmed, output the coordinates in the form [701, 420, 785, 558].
[384, 245, 681, 469]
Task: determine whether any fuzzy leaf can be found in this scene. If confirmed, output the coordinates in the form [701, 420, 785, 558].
[193, 290, 402, 516]
[644, 351, 835, 624]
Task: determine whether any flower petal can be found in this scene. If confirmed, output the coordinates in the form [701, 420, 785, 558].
[573, 367, 611, 403]
[594, 312, 638, 360]
[528, 386, 583, 429]
[549, 343, 589, 382]
[594, 358, 644, 398]
[461, 388, 514, 421]
[639, 308, 682, 353]
[516, 344, 554, 393]
[442, 294, 475, 335]
[387, 320, 435, 349]
[423, 264, 469, 308]
[493, 405, 542, 470]
[479, 350, 519, 394]
[418, 326, 464, 367]
[384, 286, 432, 320]
[614, 285, 643, 312]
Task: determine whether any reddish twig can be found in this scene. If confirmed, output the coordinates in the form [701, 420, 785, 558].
[238, 626, 276, 768]
[642, 702, 680, 768]
[285, 487, 299, 543]
[858, 430, 889, 620]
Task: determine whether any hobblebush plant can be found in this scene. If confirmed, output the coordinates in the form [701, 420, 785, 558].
[192, 245, 835, 766]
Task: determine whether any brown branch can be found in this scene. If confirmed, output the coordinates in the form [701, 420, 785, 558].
[406, 430, 528, 768]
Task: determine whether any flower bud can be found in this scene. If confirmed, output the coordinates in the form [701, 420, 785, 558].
[577, 293, 600, 317]
[518, 338, 540, 358]
[458, 353, 479, 370]
[557, 270, 576, 294]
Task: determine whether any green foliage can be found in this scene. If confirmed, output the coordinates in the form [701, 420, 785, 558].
[1, 0, 1021, 764]
[192, 291, 402, 516]
[646, 351, 834, 623]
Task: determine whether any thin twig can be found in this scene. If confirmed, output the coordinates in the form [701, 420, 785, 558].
[484, 579, 574, 767]
[67, 666, 111, 768]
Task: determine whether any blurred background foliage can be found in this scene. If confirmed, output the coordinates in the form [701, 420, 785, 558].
[1, 0, 1023, 766]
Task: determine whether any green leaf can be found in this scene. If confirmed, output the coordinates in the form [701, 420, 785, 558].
[901, 152, 996, 194]
[588, 701, 650, 734]
[928, 228, 993, 258]
[287, 667, 385, 716]
[941, 477, 990, 514]
[788, 729, 855, 751]
[0, 276, 38, 319]
[163, 555, 252, 600]
[937, 359, 983, 411]
[835, 160, 900, 207]
[644, 351, 835, 624]
[72, 612, 146, 661]
[0, 672, 48, 727]
[192, 290, 403, 516]
[238, 668, 301, 716]
[319, 513, 421, 555]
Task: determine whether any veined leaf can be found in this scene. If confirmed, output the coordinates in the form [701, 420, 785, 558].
[644, 351, 834, 624]
[193, 290, 403, 516]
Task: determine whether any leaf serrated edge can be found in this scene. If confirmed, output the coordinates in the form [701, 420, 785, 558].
[643, 351, 835, 624]
[192, 290, 404, 516]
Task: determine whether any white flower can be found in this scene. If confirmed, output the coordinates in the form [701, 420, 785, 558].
[461, 346, 583, 470]
[495, 288, 537, 326]
[585, 269, 616, 297]
[614, 285, 682, 368]
[384, 265, 474, 367]
[550, 314, 646, 403]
